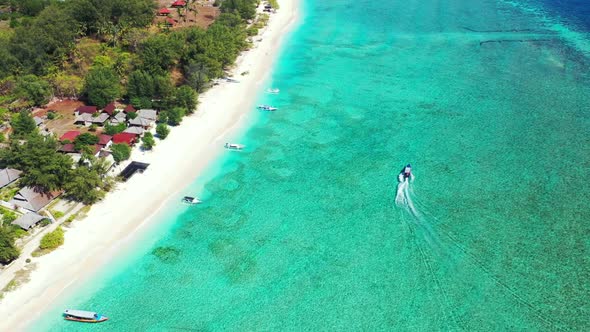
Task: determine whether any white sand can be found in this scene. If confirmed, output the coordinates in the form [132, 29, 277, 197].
[0, 2, 299, 330]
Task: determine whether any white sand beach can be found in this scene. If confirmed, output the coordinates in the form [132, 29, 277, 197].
[0, 1, 299, 329]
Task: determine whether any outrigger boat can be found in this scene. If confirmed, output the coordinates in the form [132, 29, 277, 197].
[265, 88, 280, 94]
[257, 104, 278, 111]
[398, 164, 413, 182]
[182, 196, 202, 205]
[63, 309, 108, 323]
[225, 143, 245, 150]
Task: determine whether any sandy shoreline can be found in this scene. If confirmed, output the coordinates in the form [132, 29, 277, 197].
[0, 1, 299, 330]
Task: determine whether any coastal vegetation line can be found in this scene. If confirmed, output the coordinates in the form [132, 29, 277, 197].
[0, 0, 270, 277]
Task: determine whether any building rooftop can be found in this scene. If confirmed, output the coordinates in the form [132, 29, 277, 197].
[0, 168, 22, 189]
[10, 187, 61, 212]
[11, 212, 47, 230]
[75, 106, 98, 114]
[60, 131, 81, 142]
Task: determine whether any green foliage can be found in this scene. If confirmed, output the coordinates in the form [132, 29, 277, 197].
[156, 123, 170, 139]
[39, 226, 64, 250]
[138, 34, 181, 75]
[220, 0, 257, 20]
[15, 74, 52, 106]
[127, 111, 138, 120]
[64, 166, 104, 204]
[0, 134, 73, 192]
[10, 110, 37, 137]
[46, 111, 56, 120]
[73, 132, 99, 150]
[141, 132, 155, 150]
[161, 107, 186, 126]
[9, 5, 78, 76]
[0, 227, 19, 264]
[174, 86, 198, 114]
[110, 143, 131, 163]
[89, 124, 98, 132]
[51, 210, 64, 219]
[83, 66, 120, 108]
[104, 123, 126, 135]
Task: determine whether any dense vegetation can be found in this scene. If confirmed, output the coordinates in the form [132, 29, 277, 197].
[39, 226, 64, 250]
[0, 0, 262, 264]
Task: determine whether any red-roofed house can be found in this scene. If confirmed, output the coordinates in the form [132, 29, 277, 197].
[103, 102, 116, 116]
[158, 8, 171, 15]
[124, 104, 136, 113]
[60, 130, 80, 142]
[112, 133, 137, 146]
[59, 143, 76, 153]
[171, 0, 186, 7]
[75, 106, 98, 115]
[98, 134, 112, 148]
[165, 17, 177, 26]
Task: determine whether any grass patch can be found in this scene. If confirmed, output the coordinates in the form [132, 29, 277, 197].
[75, 205, 91, 220]
[50, 210, 64, 219]
[0, 264, 36, 300]
[32, 227, 64, 256]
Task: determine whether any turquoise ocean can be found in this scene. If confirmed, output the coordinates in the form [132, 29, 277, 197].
[36, 0, 590, 330]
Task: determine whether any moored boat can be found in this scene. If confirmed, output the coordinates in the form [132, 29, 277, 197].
[257, 104, 278, 111]
[225, 143, 245, 150]
[63, 309, 108, 323]
[265, 88, 280, 94]
[182, 196, 202, 204]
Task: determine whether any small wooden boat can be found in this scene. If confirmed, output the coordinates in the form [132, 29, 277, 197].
[265, 88, 280, 94]
[182, 196, 202, 204]
[63, 309, 108, 323]
[257, 104, 278, 111]
[225, 143, 245, 150]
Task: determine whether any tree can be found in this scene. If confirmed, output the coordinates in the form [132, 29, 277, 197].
[39, 226, 64, 250]
[15, 74, 52, 106]
[139, 34, 180, 75]
[10, 110, 37, 137]
[0, 134, 73, 192]
[104, 123, 126, 135]
[64, 166, 104, 204]
[166, 107, 185, 126]
[174, 86, 198, 114]
[156, 123, 170, 139]
[141, 132, 155, 150]
[127, 70, 154, 101]
[73, 132, 99, 150]
[110, 143, 131, 163]
[84, 66, 120, 108]
[0, 227, 19, 264]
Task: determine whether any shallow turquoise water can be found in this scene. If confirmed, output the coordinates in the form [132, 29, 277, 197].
[36, 0, 590, 330]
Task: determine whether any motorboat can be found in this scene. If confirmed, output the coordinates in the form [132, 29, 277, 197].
[398, 164, 413, 182]
[225, 143, 245, 150]
[63, 309, 108, 323]
[265, 88, 280, 94]
[182, 196, 202, 205]
[257, 105, 278, 111]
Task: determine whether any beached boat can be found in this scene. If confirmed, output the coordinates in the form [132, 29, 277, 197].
[63, 309, 108, 323]
[182, 196, 202, 204]
[225, 143, 245, 150]
[398, 164, 413, 182]
[257, 104, 278, 111]
[266, 88, 280, 94]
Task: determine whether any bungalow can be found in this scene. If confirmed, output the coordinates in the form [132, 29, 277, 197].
[0, 168, 22, 189]
[10, 187, 61, 213]
[165, 17, 177, 27]
[158, 7, 171, 15]
[74, 112, 110, 126]
[123, 104, 136, 113]
[59, 143, 76, 153]
[112, 132, 137, 146]
[123, 126, 145, 135]
[128, 117, 152, 128]
[33, 116, 43, 127]
[75, 106, 98, 115]
[109, 112, 127, 125]
[11, 212, 48, 230]
[103, 102, 116, 116]
[171, 0, 186, 7]
[98, 134, 112, 148]
[60, 130, 80, 142]
[137, 109, 158, 122]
